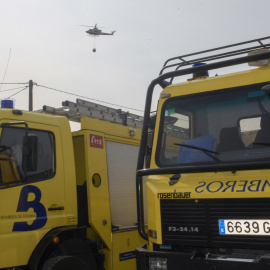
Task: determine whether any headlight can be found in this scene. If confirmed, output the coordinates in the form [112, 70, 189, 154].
[149, 257, 167, 270]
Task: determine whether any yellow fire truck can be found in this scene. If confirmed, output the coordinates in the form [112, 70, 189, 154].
[0, 98, 146, 270]
[136, 36, 270, 269]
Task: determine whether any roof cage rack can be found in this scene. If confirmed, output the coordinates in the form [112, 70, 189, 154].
[160, 35, 270, 82]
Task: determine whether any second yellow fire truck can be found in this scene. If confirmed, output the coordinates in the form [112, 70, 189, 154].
[136, 36, 270, 270]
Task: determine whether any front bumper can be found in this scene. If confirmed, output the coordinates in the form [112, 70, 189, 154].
[136, 244, 270, 270]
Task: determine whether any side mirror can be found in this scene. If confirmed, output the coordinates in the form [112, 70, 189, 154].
[261, 84, 270, 91]
[22, 134, 38, 172]
[145, 131, 154, 168]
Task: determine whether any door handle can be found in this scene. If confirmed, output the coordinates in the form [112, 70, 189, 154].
[48, 206, 64, 211]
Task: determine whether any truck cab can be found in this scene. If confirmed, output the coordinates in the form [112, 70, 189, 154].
[0, 109, 77, 269]
[136, 37, 270, 270]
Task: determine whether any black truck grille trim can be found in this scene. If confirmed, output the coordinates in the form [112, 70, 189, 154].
[160, 198, 270, 249]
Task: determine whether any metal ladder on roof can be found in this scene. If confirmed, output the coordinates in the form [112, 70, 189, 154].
[42, 98, 190, 137]
[42, 98, 144, 129]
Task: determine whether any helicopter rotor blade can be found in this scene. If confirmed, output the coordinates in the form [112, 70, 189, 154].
[79, 25, 95, 27]
[79, 24, 110, 28]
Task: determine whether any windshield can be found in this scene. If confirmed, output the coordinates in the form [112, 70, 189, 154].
[157, 82, 270, 168]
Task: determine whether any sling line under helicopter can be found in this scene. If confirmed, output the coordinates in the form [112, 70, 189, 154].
[93, 36, 97, 52]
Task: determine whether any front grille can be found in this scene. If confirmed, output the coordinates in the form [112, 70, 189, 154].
[160, 198, 270, 249]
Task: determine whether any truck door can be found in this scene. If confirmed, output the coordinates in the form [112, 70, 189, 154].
[0, 124, 66, 268]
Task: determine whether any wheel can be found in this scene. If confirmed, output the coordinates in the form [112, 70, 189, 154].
[42, 255, 93, 270]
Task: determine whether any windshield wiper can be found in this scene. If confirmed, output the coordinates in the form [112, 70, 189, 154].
[174, 143, 221, 163]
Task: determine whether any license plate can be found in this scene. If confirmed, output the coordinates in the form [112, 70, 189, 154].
[219, 219, 270, 235]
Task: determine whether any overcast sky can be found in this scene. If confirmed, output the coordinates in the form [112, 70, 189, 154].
[0, 0, 270, 120]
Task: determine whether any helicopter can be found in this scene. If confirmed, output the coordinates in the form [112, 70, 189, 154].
[81, 24, 116, 37]
[80, 24, 116, 52]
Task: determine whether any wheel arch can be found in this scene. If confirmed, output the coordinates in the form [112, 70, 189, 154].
[28, 226, 100, 270]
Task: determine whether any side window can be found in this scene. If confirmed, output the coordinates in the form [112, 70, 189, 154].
[0, 127, 55, 185]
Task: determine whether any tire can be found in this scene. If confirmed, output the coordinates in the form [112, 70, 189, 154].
[42, 255, 93, 270]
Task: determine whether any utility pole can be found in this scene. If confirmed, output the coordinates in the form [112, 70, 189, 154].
[29, 80, 33, 111]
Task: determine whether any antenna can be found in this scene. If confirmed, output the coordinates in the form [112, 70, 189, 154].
[0, 49, 11, 92]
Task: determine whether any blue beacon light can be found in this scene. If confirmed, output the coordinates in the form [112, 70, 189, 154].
[1, 100, 14, 109]
[192, 63, 209, 78]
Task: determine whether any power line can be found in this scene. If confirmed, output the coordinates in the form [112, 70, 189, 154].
[0, 82, 28, 85]
[36, 83, 144, 113]
[1, 81, 144, 113]
[0, 49, 12, 92]
[0, 86, 28, 93]
[6, 86, 28, 99]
